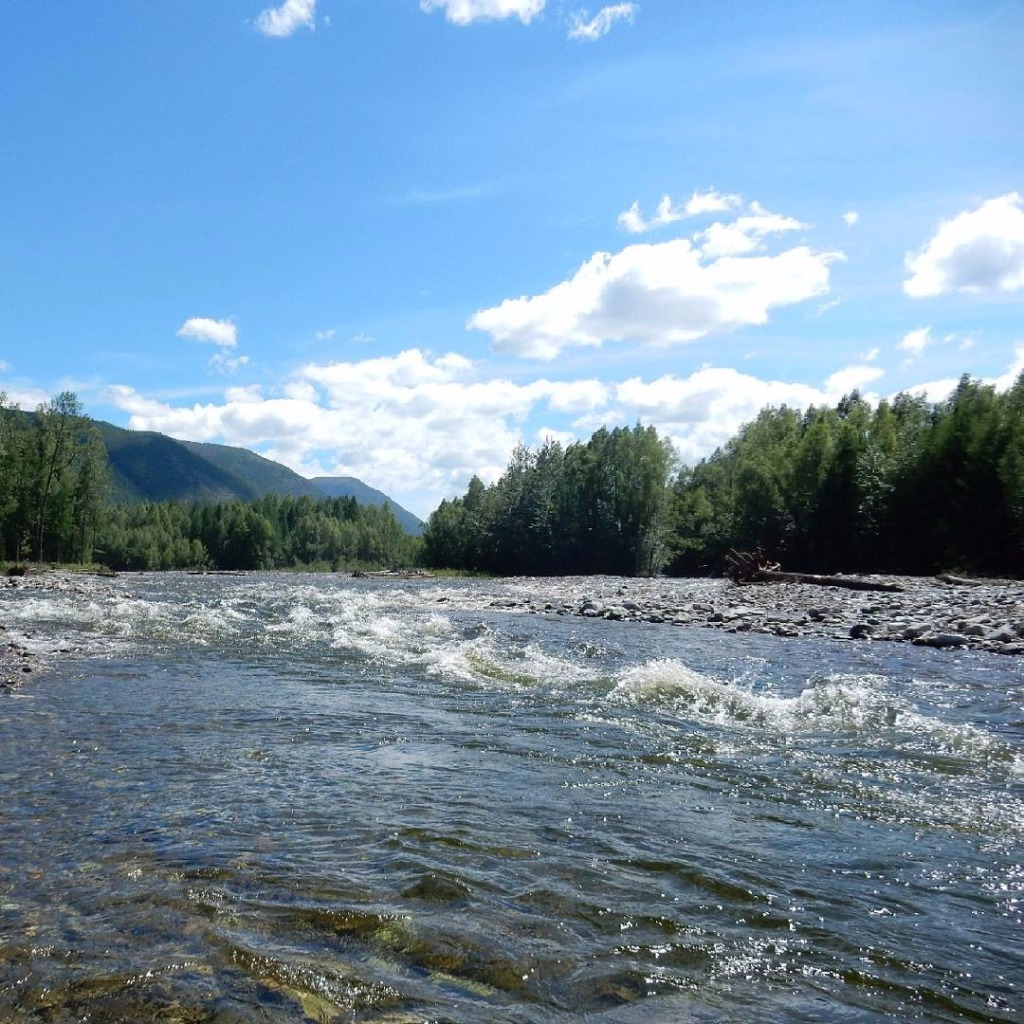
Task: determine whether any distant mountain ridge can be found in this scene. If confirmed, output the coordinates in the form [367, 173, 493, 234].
[96, 421, 423, 534]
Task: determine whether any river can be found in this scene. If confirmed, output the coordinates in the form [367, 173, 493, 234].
[0, 573, 1021, 1022]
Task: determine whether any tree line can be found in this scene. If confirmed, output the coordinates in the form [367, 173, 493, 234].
[0, 393, 419, 571]
[424, 373, 1024, 578]
[422, 424, 675, 575]
[5, 375, 1022, 577]
[97, 494, 419, 571]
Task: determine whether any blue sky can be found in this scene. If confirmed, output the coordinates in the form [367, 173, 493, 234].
[2, 1, 1022, 518]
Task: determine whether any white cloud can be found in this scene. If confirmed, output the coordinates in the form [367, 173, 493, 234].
[902, 376, 961, 404]
[843, 210, 860, 226]
[209, 353, 251, 374]
[618, 189, 741, 234]
[992, 344, 1024, 391]
[420, 0, 545, 25]
[610, 368, 838, 466]
[860, 346, 881, 362]
[904, 192, 1024, 297]
[568, 4, 638, 41]
[469, 234, 841, 360]
[224, 385, 263, 404]
[254, 0, 316, 37]
[0, 381, 50, 409]
[0, 361, 9, 372]
[543, 378, 610, 413]
[314, 328, 337, 341]
[177, 317, 238, 348]
[898, 327, 932, 357]
[824, 364, 884, 396]
[694, 203, 805, 258]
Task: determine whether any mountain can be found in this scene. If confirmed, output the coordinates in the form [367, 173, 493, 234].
[311, 477, 423, 536]
[96, 421, 422, 534]
[178, 439, 324, 500]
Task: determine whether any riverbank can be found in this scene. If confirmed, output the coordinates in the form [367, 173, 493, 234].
[0, 571, 120, 690]
[479, 572, 1024, 656]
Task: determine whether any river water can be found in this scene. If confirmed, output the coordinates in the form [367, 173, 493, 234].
[0, 573, 1021, 1023]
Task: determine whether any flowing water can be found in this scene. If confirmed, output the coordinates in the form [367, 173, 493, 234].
[0, 573, 1021, 1023]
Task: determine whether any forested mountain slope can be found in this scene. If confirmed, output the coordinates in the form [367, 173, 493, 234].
[312, 477, 423, 535]
[96, 422, 421, 533]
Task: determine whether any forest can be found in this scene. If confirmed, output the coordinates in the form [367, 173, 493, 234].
[3, 373, 1023, 577]
[423, 373, 1024, 578]
[0, 392, 419, 571]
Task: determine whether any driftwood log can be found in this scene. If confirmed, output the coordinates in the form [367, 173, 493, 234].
[724, 548, 904, 593]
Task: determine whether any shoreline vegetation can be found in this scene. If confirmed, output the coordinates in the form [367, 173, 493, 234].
[2, 569, 1022, 697]
[422, 376, 1024, 580]
[4, 372, 1024, 583]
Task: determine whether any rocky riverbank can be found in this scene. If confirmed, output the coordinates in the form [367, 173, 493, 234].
[0, 628, 37, 691]
[0, 571, 119, 691]
[479, 573, 1024, 656]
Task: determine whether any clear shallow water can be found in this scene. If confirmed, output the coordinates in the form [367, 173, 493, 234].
[0, 573, 1021, 1023]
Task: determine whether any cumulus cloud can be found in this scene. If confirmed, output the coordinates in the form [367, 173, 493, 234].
[618, 189, 741, 234]
[469, 235, 841, 360]
[568, 4, 637, 41]
[694, 202, 806, 258]
[904, 192, 1024, 297]
[608, 366, 869, 467]
[177, 317, 238, 348]
[993, 343, 1024, 391]
[420, 0, 545, 25]
[898, 327, 932, 357]
[224, 385, 264, 404]
[209, 353, 251, 374]
[843, 210, 859, 226]
[824, 364, 884, 396]
[254, 0, 316, 37]
[0, 381, 49, 409]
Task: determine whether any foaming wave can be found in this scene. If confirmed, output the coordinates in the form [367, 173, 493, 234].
[612, 660, 1017, 760]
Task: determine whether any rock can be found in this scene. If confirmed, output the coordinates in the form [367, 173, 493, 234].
[901, 624, 930, 640]
[728, 606, 761, 619]
[985, 626, 1018, 643]
[849, 623, 875, 639]
[914, 632, 970, 648]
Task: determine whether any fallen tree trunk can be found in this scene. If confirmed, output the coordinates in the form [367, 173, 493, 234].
[743, 569, 904, 593]
[724, 548, 903, 592]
